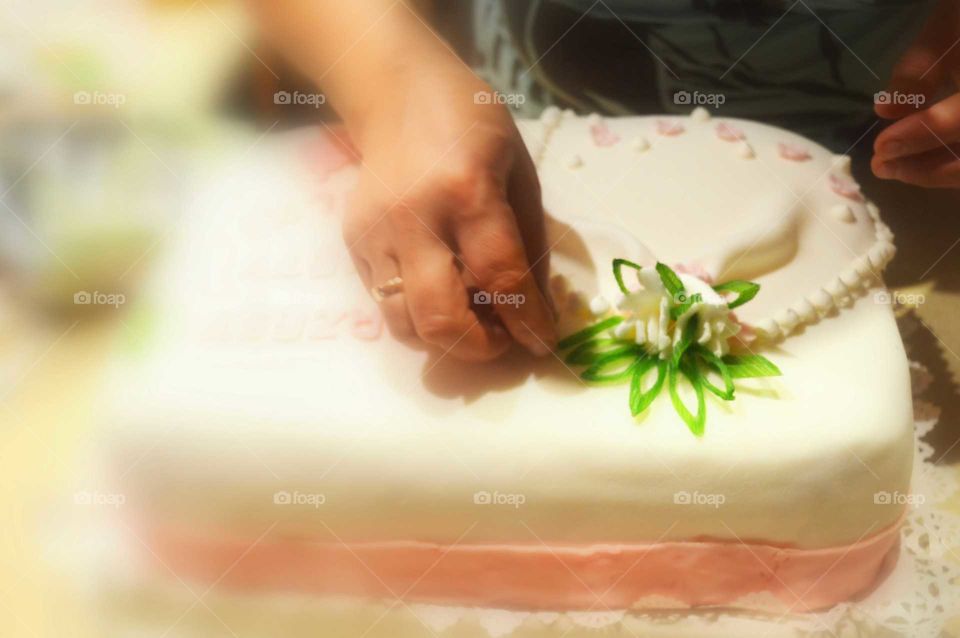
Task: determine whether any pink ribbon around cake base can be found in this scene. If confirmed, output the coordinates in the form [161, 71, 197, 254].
[140, 516, 903, 613]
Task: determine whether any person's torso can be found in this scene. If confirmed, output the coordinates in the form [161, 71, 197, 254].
[468, 0, 935, 149]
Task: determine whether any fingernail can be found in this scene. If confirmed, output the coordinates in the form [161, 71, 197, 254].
[875, 162, 894, 178]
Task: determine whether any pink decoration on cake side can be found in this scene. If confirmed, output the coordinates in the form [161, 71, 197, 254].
[777, 142, 812, 161]
[715, 123, 745, 142]
[829, 175, 864, 202]
[656, 120, 685, 136]
[590, 122, 621, 147]
[351, 304, 384, 340]
[140, 513, 904, 613]
[304, 304, 384, 341]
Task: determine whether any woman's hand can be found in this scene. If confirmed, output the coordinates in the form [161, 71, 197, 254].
[343, 62, 556, 361]
[872, 0, 960, 188]
[248, 0, 556, 361]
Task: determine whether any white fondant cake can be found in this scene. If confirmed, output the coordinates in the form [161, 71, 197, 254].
[96, 108, 913, 634]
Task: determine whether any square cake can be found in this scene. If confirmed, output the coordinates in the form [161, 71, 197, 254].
[96, 107, 913, 635]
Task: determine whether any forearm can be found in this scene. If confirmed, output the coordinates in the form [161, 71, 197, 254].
[247, 0, 461, 134]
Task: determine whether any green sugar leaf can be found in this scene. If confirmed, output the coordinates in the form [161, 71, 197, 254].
[669, 291, 703, 321]
[579, 343, 644, 368]
[630, 358, 667, 416]
[693, 345, 735, 400]
[655, 262, 684, 297]
[657, 262, 698, 321]
[581, 347, 645, 383]
[671, 314, 699, 367]
[669, 360, 707, 436]
[565, 338, 627, 365]
[722, 354, 782, 378]
[713, 280, 760, 309]
[558, 316, 624, 350]
[612, 258, 643, 294]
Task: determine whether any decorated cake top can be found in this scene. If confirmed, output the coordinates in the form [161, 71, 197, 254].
[516, 107, 894, 434]
[124, 108, 897, 439]
[527, 106, 895, 347]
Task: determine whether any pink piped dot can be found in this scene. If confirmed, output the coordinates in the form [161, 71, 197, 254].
[715, 123, 745, 142]
[829, 174, 864, 202]
[777, 142, 811, 161]
[590, 122, 621, 147]
[656, 120, 685, 136]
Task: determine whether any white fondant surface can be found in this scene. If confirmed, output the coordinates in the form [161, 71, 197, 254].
[105, 114, 913, 550]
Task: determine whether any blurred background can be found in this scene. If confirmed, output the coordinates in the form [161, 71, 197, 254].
[0, 1, 958, 636]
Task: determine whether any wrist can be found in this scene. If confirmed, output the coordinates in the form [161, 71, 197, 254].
[330, 48, 486, 149]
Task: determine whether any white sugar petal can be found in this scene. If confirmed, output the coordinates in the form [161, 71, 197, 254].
[588, 295, 610, 316]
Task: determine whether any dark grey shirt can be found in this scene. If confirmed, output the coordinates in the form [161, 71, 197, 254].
[470, 0, 935, 149]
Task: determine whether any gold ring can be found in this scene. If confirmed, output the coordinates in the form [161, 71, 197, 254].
[371, 276, 404, 302]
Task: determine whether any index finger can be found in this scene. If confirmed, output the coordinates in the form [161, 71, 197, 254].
[874, 92, 960, 161]
[456, 205, 557, 357]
